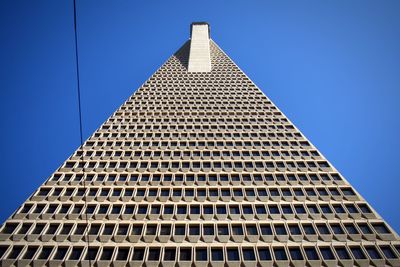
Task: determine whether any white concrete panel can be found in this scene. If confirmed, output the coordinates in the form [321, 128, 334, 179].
[188, 24, 211, 72]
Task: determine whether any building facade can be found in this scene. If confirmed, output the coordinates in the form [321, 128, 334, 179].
[0, 23, 399, 267]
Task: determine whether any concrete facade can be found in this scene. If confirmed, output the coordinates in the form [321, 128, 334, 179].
[0, 23, 399, 266]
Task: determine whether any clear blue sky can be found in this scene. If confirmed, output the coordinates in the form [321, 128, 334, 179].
[0, 1, 399, 232]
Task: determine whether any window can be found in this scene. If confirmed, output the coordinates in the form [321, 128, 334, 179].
[177, 205, 187, 214]
[329, 224, 344, 234]
[334, 247, 350, 259]
[380, 246, 397, 259]
[365, 246, 382, 259]
[260, 224, 273, 235]
[203, 225, 214, 235]
[358, 223, 372, 234]
[227, 248, 240, 261]
[288, 224, 302, 235]
[1, 223, 16, 234]
[38, 247, 53, 260]
[151, 205, 161, 214]
[243, 205, 253, 214]
[317, 224, 330, 235]
[53, 247, 68, 260]
[258, 247, 272, 261]
[31, 224, 46, 235]
[307, 204, 319, 214]
[344, 224, 359, 234]
[246, 225, 258, 235]
[289, 247, 304, 260]
[98, 205, 108, 214]
[160, 225, 171, 235]
[103, 225, 115, 235]
[100, 248, 114, 260]
[69, 247, 83, 260]
[350, 247, 367, 259]
[216, 205, 227, 214]
[74, 224, 86, 235]
[333, 204, 345, 213]
[18, 223, 32, 234]
[164, 205, 173, 214]
[196, 248, 208, 261]
[218, 225, 229, 235]
[137, 205, 147, 214]
[146, 225, 157, 235]
[180, 248, 192, 261]
[242, 247, 256, 261]
[211, 248, 224, 261]
[282, 205, 293, 214]
[257, 189, 268, 196]
[255, 205, 267, 215]
[294, 205, 306, 214]
[232, 225, 243, 235]
[22, 246, 38, 260]
[116, 247, 129, 261]
[175, 225, 185, 235]
[116, 224, 128, 235]
[132, 248, 145, 261]
[373, 223, 390, 234]
[345, 204, 358, 213]
[320, 204, 332, 213]
[148, 248, 160, 261]
[190, 205, 200, 214]
[303, 224, 316, 235]
[320, 247, 335, 260]
[189, 225, 200, 235]
[229, 206, 240, 214]
[273, 248, 288, 260]
[131, 225, 143, 235]
[164, 248, 176, 261]
[304, 247, 319, 260]
[358, 204, 372, 213]
[341, 188, 355, 196]
[269, 205, 279, 214]
[275, 225, 287, 235]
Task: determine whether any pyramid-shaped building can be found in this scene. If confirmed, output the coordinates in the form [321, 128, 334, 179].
[0, 22, 399, 267]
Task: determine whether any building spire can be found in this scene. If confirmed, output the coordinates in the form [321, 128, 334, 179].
[188, 22, 211, 72]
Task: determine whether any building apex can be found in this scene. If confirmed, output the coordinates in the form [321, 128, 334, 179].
[188, 22, 211, 72]
[190, 22, 210, 39]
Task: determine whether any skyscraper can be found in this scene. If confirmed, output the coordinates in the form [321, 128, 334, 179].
[0, 22, 399, 266]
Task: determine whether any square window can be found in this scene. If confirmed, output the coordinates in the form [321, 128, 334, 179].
[320, 247, 335, 260]
[148, 248, 160, 261]
[132, 248, 145, 261]
[175, 225, 185, 235]
[273, 248, 288, 261]
[289, 247, 304, 260]
[196, 248, 208, 261]
[350, 247, 367, 259]
[242, 248, 256, 261]
[189, 225, 200, 235]
[164, 248, 176, 261]
[85, 247, 99, 261]
[203, 225, 214, 235]
[211, 248, 224, 261]
[246, 225, 258, 235]
[258, 247, 272, 261]
[304, 247, 319, 260]
[100, 247, 114, 260]
[227, 248, 240, 261]
[366, 246, 382, 259]
[180, 248, 192, 261]
[334, 247, 350, 260]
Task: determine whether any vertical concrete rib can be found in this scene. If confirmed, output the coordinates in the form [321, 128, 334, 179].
[188, 22, 211, 72]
